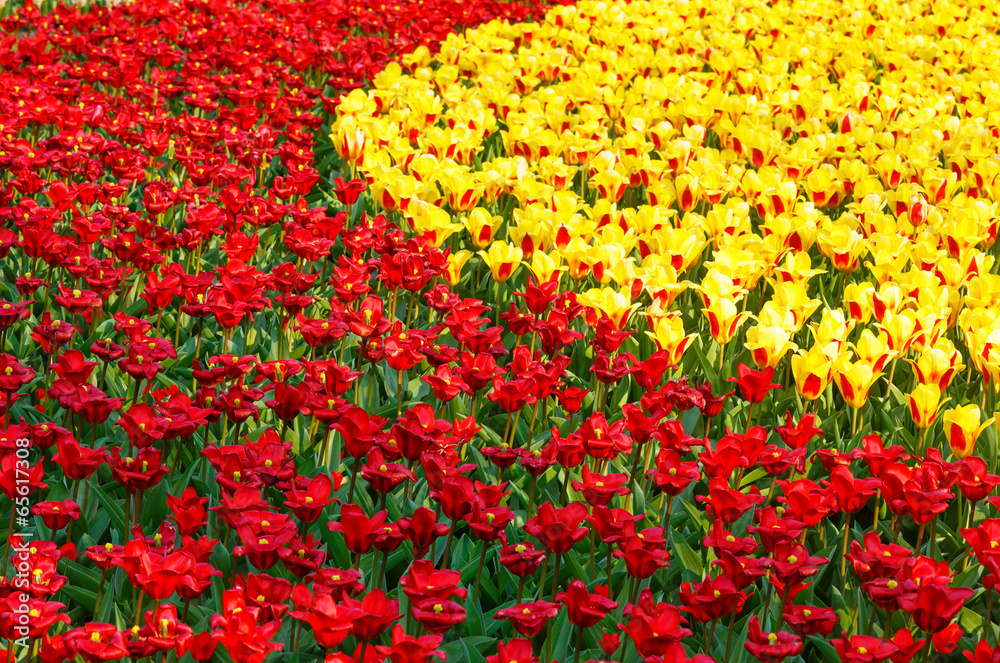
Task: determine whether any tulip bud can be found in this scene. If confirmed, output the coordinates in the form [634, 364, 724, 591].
[333, 117, 367, 167]
[443, 250, 473, 287]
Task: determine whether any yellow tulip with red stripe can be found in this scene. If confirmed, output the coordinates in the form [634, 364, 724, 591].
[791, 345, 836, 401]
[479, 242, 523, 283]
[703, 296, 748, 345]
[744, 323, 797, 370]
[906, 383, 944, 430]
[833, 355, 883, 410]
[943, 404, 992, 459]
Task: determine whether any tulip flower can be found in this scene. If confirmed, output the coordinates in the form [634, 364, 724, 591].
[957, 457, 1000, 503]
[703, 296, 748, 346]
[479, 242, 523, 283]
[333, 116, 368, 168]
[911, 339, 965, 390]
[495, 601, 561, 638]
[374, 624, 445, 663]
[328, 504, 389, 557]
[830, 633, 898, 663]
[679, 575, 745, 622]
[62, 624, 130, 663]
[729, 362, 782, 405]
[524, 502, 589, 555]
[790, 346, 835, 401]
[943, 404, 992, 460]
[898, 584, 973, 634]
[463, 208, 503, 249]
[744, 616, 803, 663]
[556, 580, 618, 628]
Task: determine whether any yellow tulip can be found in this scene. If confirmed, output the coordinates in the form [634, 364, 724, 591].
[791, 346, 836, 401]
[843, 282, 875, 324]
[703, 297, 748, 345]
[744, 324, 797, 370]
[943, 404, 992, 459]
[696, 271, 746, 308]
[817, 224, 866, 274]
[852, 329, 895, 373]
[833, 355, 882, 410]
[906, 383, 944, 430]
[463, 209, 503, 249]
[479, 242, 523, 283]
[589, 168, 629, 203]
[444, 250, 473, 286]
[773, 251, 826, 285]
[810, 309, 854, 350]
[675, 173, 700, 212]
[876, 310, 919, 356]
[445, 178, 484, 212]
[332, 116, 368, 168]
[526, 252, 565, 284]
[910, 338, 965, 392]
[579, 287, 638, 331]
[646, 313, 696, 366]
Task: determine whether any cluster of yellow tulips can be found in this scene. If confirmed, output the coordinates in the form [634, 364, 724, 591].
[332, 0, 1000, 459]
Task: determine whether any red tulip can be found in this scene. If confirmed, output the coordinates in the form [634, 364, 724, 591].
[571, 464, 629, 507]
[412, 598, 465, 634]
[728, 362, 781, 404]
[679, 575, 745, 622]
[556, 580, 618, 627]
[619, 588, 690, 657]
[62, 624, 129, 663]
[327, 504, 388, 557]
[744, 616, 803, 663]
[781, 604, 838, 637]
[959, 457, 1000, 503]
[485, 639, 537, 663]
[776, 411, 823, 449]
[524, 501, 589, 554]
[830, 633, 898, 663]
[374, 624, 445, 663]
[898, 584, 973, 633]
[495, 601, 560, 637]
[398, 506, 450, 559]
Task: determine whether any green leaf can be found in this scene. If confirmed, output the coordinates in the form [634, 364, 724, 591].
[89, 482, 128, 538]
[690, 337, 720, 387]
[679, 498, 709, 533]
[808, 634, 842, 663]
[61, 585, 98, 613]
[672, 533, 704, 577]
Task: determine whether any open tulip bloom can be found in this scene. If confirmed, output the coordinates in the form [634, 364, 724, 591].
[6, 0, 1000, 662]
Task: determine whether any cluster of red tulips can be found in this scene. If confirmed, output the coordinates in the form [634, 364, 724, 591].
[0, 0, 997, 662]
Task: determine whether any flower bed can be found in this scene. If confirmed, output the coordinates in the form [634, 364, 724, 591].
[3, 0, 1000, 661]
